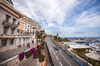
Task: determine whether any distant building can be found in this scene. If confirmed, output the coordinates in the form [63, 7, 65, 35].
[64, 42, 90, 50]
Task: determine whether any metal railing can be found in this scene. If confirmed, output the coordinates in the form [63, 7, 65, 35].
[0, 34, 31, 38]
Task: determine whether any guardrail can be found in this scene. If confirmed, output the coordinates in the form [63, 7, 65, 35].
[45, 42, 54, 66]
[51, 38, 93, 66]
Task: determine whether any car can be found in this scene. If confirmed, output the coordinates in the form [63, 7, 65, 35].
[54, 47, 59, 50]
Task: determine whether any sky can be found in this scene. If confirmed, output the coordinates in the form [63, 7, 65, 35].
[13, 0, 100, 37]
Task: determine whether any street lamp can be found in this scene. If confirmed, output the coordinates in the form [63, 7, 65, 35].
[86, 57, 88, 66]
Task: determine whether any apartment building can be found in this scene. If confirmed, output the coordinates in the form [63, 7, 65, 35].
[0, 0, 42, 52]
[0, 0, 24, 52]
[18, 16, 42, 46]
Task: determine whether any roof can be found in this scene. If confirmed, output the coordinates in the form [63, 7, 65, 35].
[0, 0, 23, 18]
[7, 0, 13, 5]
[64, 42, 90, 49]
[70, 44, 90, 49]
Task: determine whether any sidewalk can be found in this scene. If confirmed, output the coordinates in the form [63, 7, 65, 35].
[29, 58, 39, 66]
[0, 44, 37, 65]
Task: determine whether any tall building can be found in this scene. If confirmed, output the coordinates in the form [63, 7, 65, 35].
[0, 0, 42, 52]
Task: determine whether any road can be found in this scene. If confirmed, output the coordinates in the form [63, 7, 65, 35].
[46, 36, 79, 66]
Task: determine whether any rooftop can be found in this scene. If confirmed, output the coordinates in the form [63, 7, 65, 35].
[64, 42, 90, 49]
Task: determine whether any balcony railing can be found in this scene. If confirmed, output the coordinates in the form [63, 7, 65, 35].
[2, 20, 19, 29]
[17, 35, 31, 38]
[0, 34, 16, 38]
[0, 34, 31, 38]
[2, 20, 12, 27]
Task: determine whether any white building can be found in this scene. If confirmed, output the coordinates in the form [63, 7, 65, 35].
[0, 0, 42, 52]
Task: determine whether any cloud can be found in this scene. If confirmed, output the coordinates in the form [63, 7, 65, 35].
[45, 30, 53, 35]
[13, 0, 79, 25]
[73, 11, 100, 28]
[13, 0, 100, 37]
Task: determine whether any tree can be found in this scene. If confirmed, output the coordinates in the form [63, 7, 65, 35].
[54, 35, 57, 40]
[36, 30, 47, 44]
[57, 37, 63, 42]
[63, 37, 70, 42]
[57, 33, 59, 36]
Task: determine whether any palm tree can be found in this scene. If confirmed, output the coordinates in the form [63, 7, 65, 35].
[36, 30, 47, 44]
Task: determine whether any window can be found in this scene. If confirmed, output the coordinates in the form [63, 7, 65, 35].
[33, 31, 34, 35]
[35, 31, 39, 35]
[19, 39, 21, 44]
[1, 39, 7, 46]
[18, 45, 21, 48]
[10, 38, 14, 45]
[6, 14, 11, 23]
[23, 44, 25, 46]
[3, 26, 9, 34]
[17, 29, 19, 33]
[11, 28, 15, 35]
[12, 18, 16, 25]
[24, 39, 25, 43]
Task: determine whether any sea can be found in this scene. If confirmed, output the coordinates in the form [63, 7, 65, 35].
[62, 37, 100, 39]
[62, 37, 100, 45]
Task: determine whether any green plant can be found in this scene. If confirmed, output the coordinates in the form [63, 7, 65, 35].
[25, 51, 31, 58]
[65, 44, 67, 47]
[36, 48, 41, 56]
[40, 44, 45, 50]
[32, 40, 34, 43]
[39, 54, 45, 62]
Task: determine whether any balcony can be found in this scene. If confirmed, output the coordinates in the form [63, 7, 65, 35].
[11, 24, 18, 28]
[2, 20, 19, 29]
[0, 34, 16, 38]
[17, 35, 31, 38]
[2, 20, 12, 27]
[0, 34, 31, 39]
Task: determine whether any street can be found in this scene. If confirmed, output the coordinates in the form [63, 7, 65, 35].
[46, 36, 79, 66]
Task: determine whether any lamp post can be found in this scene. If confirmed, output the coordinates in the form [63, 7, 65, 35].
[86, 57, 88, 66]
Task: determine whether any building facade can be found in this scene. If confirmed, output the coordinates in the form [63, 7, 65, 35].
[18, 16, 42, 46]
[0, 0, 42, 52]
[0, 0, 24, 52]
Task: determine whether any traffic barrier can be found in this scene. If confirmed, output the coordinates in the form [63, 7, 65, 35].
[65, 51, 72, 57]
[60, 47, 66, 52]
[58, 45, 61, 48]
[72, 56, 85, 66]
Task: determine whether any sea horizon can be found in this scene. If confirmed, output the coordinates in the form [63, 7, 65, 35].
[61, 37, 100, 39]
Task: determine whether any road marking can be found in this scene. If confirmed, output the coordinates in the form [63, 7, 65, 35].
[58, 52, 72, 66]
[53, 52, 56, 55]
[59, 62, 63, 66]
[52, 49, 53, 51]
[50, 51, 51, 53]
[60, 50, 62, 52]
[56, 56, 59, 60]
[55, 51, 57, 53]
[68, 60, 71, 61]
